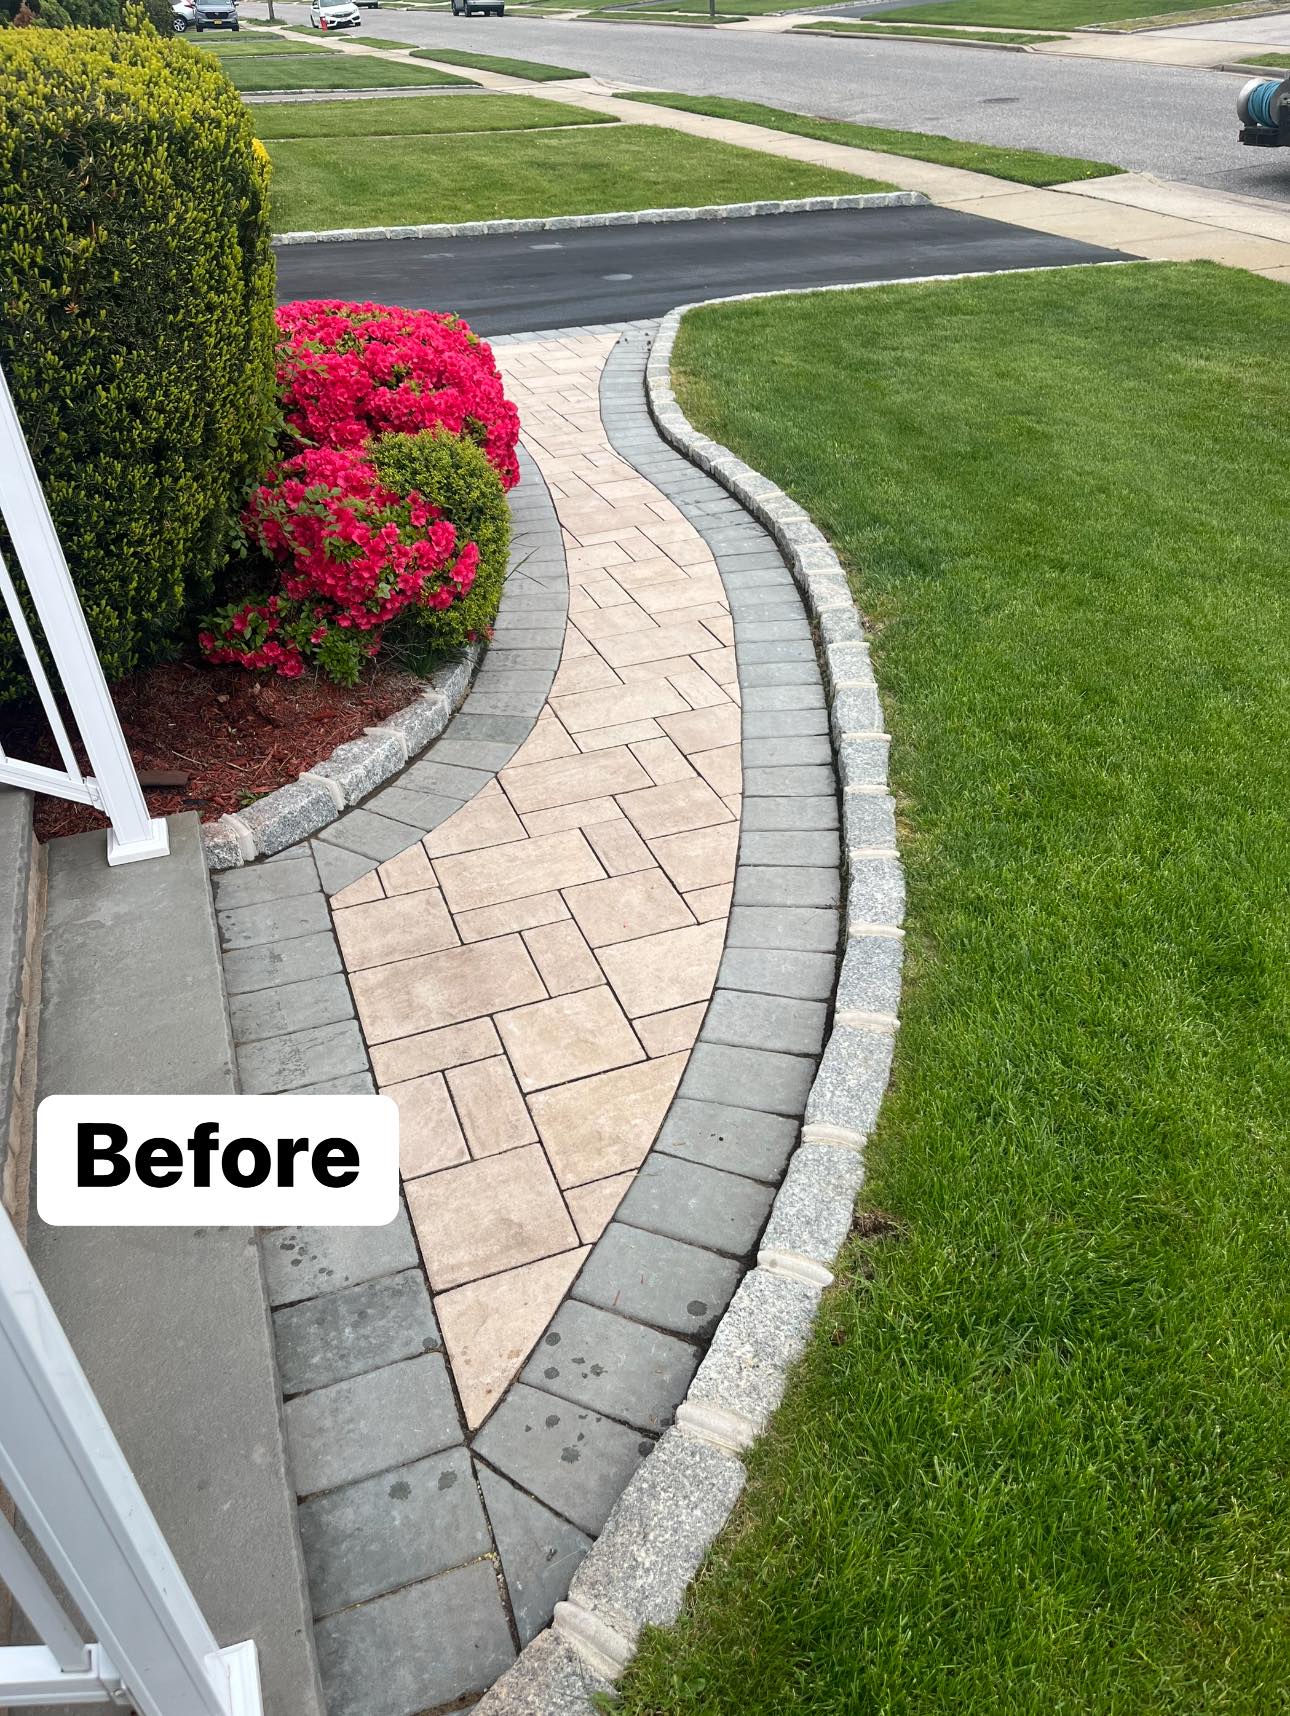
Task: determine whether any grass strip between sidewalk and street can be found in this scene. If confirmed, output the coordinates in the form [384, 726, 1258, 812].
[623, 91, 1122, 184]
[252, 91, 609, 138]
[876, 0, 1248, 26]
[190, 33, 330, 53]
[405, 46, 592, 77]
[266, 122, 892, 230]
[616, 260, 1290, 1716]
[1233, 50, 1290, 68]
[795, 19, 1066, 41]
[226, 54, 472, 90]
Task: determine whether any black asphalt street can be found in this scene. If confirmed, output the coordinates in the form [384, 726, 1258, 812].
[274, 203, 1125, 331]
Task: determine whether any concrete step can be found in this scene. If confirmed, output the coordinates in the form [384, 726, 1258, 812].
[23, 812, 324, 1716]
[0, 786, 39, 1229]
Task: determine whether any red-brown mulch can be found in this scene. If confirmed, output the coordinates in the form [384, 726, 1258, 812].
[0, 658, 425, 843]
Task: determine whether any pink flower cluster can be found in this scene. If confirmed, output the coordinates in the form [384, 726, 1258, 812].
[277, 300, 521, 491]
[199, 447, 478, 685]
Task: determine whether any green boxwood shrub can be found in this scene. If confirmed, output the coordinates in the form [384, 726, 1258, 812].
[372, 428, 511, 651]
[0, 28, 277, 702]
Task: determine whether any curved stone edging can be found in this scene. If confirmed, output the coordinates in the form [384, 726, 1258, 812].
[272, 191, 926, 248]
[473, 312, 904, 1711]
[202, 444, 563, 873]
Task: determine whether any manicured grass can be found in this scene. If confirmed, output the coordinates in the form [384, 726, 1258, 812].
[338, 33, 425, 46]
[796, 17, 1065, 38]
[619, 261, 1290, 1716]
[1235, 50, 1290, 67]
[600, 0, 825, 12]
[267, 123, 890, 229]
[252, 91, 611, 137]
[406, 46, 590, 76]
[624, 91, 1121, 183]
[189, 33, 329, 52]
[878, 0, 1235, 26]
[226, 53, 470, 88]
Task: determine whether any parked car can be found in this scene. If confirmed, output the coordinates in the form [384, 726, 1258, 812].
[310, 0, 362, 25]
[451, 0, 504, 15]
[194, 0, 239, 28]
[170, 0, 195, 29]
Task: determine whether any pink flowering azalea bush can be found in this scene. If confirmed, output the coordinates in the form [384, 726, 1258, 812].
[276, 299, 521, 491]
[199, 448, 478, 685]
[199, 299, 513, 685]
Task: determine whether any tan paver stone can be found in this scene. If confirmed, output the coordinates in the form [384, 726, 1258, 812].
[658, 702, 742, 755]
[552, 679, 689, 734]
[584, 818, 655, 878]
[330, 871, 382, 909]
[520, 798, 625, 838]
[385, 1072, 468, 1178]
[618, 655, 716, 684]
[528, 1053, 686, 1188]
[434, 827, 603, 915]
[551, 655, 622, 697]
[335, 890, 459, 973]
[454, 890, 569, 944]
[597, 918, 726, 1018]
[701, 649, 739, 687]
[690, 744, 743, 799]
[566, 1173, 634, 1244]
[406, 1144, 578, 1291]
[597, 620, 727, 669]
[500, 746, 652, 813]
[352, 934, 545, 1044]
[435, 1247, 588, 1429]
[446, 1055, 537, 1157]
[632, 577, 727, 616]
[567, 542, 630, 574]
[649, 821, 740, 894]
[508, 712, 579, 767]
[370, 1017, 502, 1088]
[522, 917, 603, 997]
[703, 613, 736, 648]
[635, 1002, 708, 1058]
[496, 984, 645, 1092]
[377, 843, 438, 897]
[564, 866, 693, 949]
[575, 720, 664, 754]
[684, 882, 734, 923]
[629, 735, 695, 786]
[619, 775, 736, 841]
[612, 555, 706, 589]
[579, 579, 637, 610]
[424, 789, 527, 859]
[569, 601, 656, 640]
[668, 668, 731, 710]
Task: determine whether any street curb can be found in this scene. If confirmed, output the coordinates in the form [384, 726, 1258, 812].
[792, 25, 1033, 49]
[272, 190, 926, 246]
[474, 308, 904, 1711]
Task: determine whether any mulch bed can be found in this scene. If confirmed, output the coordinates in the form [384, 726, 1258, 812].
[0, 658, 424, 843]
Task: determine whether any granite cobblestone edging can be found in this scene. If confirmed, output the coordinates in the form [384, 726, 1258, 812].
[273, 191, 925, 248]
[472, 319, 904, 1709]
[201, 445, 565, 875]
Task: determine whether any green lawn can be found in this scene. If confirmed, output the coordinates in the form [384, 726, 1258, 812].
[619, 261, 1290, 1716]
[253, 90, 607, 137]
[599, 0, 827, 12]
[226, 53, 470, 89]
[877, 0, 1238, 27]
[624, 91, 1120, 183]
[796, 18, 1066, 39]
[1235, 50, 1290, 67]
[187, 33, 329, 52]
[268, 123, 890, 228]
[406, 46, 590, 76]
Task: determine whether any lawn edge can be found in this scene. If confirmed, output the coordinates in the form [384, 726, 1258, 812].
[470, 304, 904, 1712]
[792, 24, 1035, 49]
[271, 189, 923, 245]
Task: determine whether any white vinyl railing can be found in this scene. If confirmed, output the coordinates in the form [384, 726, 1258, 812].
[0, 363, 168, 865]
[0, 1206, 263, 1716]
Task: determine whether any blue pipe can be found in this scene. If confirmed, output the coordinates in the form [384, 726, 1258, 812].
[1246, 80, 1282, 127]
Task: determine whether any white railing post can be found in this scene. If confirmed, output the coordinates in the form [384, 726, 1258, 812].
[0, 362, 168, 866]
[0, 1207, 262, 1716]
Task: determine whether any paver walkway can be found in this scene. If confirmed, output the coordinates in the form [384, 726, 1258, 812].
[328, 332, 742, 1428]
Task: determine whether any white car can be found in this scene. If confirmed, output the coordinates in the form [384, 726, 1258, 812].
[310, 0, 361, 25]
[170, 0, 195, 29]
